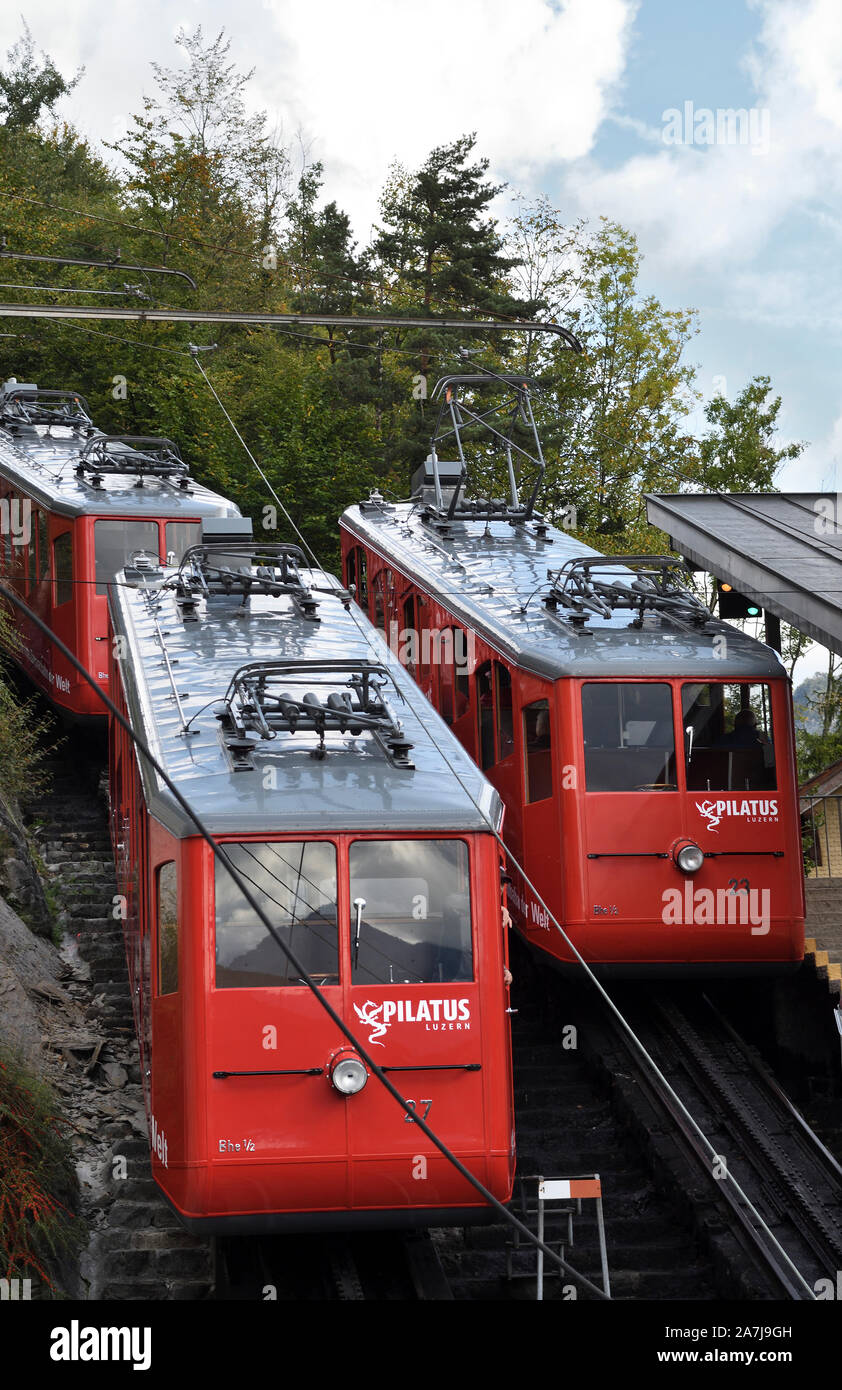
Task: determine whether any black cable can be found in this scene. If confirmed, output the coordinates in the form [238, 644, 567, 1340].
[0, 578, 608, 1300]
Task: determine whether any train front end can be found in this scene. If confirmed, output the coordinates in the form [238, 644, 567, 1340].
[522, 670, 805, 977]
[108, 542, 515, 1234]
[175, 828, 513, 1233]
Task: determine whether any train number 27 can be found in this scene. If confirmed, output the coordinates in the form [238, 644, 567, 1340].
[404, 1099, 433, 1123]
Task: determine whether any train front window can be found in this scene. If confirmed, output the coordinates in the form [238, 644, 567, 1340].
[582, 683, 677, 791]
[682, 682, 776, 790]
[215, 841, 338, 988]
[165, 521, 202, 563]
[95, 520, 160, 594]
[349, 839, 473, 984]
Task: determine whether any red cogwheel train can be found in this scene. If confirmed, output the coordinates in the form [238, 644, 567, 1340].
[339, 368, 804, 978]
[0, 379, 238, 720]
[0, 377, 515, 1232]
[106, 523, 514, 1232]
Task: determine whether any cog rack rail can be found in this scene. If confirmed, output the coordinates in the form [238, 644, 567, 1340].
[419, 365, 549, 533]
[74, 435, 191, 490]
[543, 555, 712, 628]
[217, 659, 415, 770]
[174, 541, 323, 619]
[0, 386, 94, 432]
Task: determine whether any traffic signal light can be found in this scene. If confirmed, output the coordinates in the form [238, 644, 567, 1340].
[717, 581, 761, 619]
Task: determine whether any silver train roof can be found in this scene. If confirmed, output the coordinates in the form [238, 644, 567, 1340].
[108, 566, 503, 840]
[0, 422, 238, 522]
[342, 503, 785, 681]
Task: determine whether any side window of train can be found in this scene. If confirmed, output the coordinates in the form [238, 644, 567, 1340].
[401, 593, 417, 675]
[28, 506, 38, 591]
[371, 569, 386, 632]
[523, 699, 553, 803]
[346, 546, 368, 607]
[156, 862, 178, 996]
[476, 660, 495, 769]
[438, 627, 456, 724]
[681, 681, 776, 791]
[581, 683, 677, 792]
[52, 532, 73, 607]
[0, 485, 8, 572]
[349, 838, 473, 985]
[495, 662, 514, 759]
[10, 492, 26, 591]
[38, 511, 49, 581]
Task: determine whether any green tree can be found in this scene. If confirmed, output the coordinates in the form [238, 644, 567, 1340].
[516, 215, 698, 549]
[373, 135, 540, 477]
[697, 377, 804, 491]
[0, 22, 81, 131]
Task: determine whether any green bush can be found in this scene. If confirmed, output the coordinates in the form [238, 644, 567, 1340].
[0, 1045, 84, 1294]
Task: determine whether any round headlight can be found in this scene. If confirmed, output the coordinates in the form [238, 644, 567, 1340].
[675, 842, 704, 874]
[330, 1055, 368, 1095]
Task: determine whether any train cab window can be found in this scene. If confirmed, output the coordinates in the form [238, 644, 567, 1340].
[524, 699, 553, 803]
[346, 546, 368, 607]
[682, 682, 776, 790]
[52, 532, 73, 607]
[582, 683, 677, 791]
[495, 663, 514, 760]
[95, 520, 160, 595]
[477, 661, 495, 769]
[157, 862, 179, 995]
[215, 841, 338, 988]
[165, 521, 202, 563]
[349, 839, 472, 985]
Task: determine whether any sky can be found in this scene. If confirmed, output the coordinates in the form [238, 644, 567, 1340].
[2, 0, 841, 680]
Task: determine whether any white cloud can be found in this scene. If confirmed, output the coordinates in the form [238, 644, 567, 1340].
[563, 0, 842, 271]
[1, 1, 638, 234]
[255, 0, 637, 232]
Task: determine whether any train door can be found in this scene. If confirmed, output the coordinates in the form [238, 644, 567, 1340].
[149, 852, 181, 1151]
[208, 837, 350, 1210]
[48, 519, 77, 698]
[578, 679, 685, 963]
[517, 688, 560, 943]
[344, 834, 489, 1208]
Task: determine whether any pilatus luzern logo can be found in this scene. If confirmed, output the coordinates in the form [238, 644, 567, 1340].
[353, 998, 471, 1045]
[695, 797, 779, 832]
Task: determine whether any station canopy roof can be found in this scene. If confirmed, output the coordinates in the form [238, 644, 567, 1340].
[645, 492, 842, 657]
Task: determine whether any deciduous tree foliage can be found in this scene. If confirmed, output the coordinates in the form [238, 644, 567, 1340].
[0, 26, 805, 570]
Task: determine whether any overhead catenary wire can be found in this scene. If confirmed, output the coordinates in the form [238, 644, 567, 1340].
[0, 580, 608, 1301]
[191, 358, 818, 1301]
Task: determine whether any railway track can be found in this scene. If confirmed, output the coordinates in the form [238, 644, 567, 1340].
[595, 983, 842, 1300]
[18, 713, 842, 1302]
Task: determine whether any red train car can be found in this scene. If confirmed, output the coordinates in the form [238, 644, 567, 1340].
[108, 524, 514, 1231]
[0, 379, 238, 720]
[339, 374, 804, 978]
